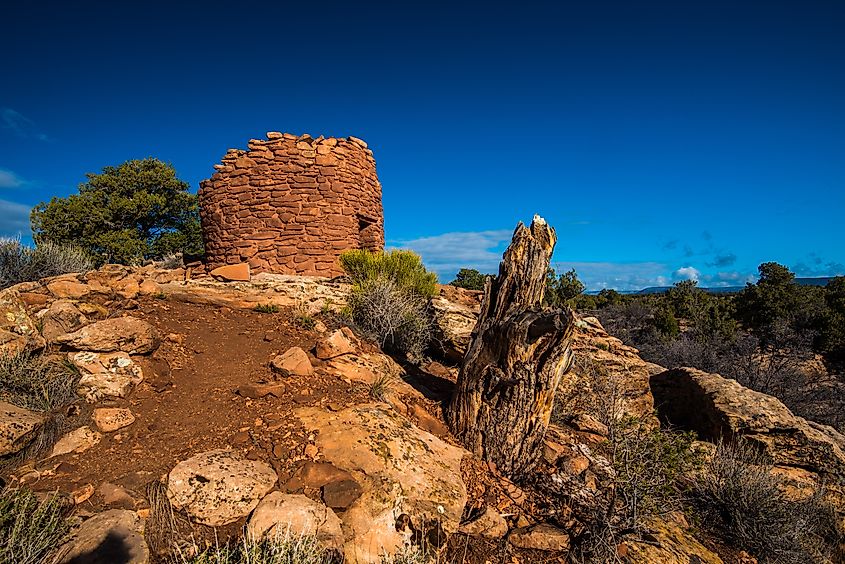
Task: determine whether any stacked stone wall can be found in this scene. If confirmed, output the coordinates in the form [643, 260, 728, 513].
[199, 132, 384, 277]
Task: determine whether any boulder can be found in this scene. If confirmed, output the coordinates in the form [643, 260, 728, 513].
[56, 316, 160, 354]
[246, 492, 344, 550]
[509, 523, 570, 552]
[39, 300, 89, 342]
[429, 294, 478, 363]
[54, 509, 149, 564]
[210, 263, 250, 282]
[650, 368, 845, 483]
[270, 346, 314, 377]
[459, 506, 509, 538]
[315, 327, 358, 359]
[0, 400, 44, 456]
[92, 408, 136, 432]
[167, 449, 277, 526]
[47, 279, 91, 299]
[70, 351, 144, 401]
[296, 404, 468, 563]
[50, 426, 102, 458]
[0, 288, 46, 355]
[621, 516, 724, 564]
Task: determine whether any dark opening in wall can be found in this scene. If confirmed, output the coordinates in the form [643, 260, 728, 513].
[358, 214, 380, 252]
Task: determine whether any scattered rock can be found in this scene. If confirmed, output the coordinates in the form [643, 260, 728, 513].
[39, 300, 89, 342]
[0, 400, 44, 456]
[70, 351, 144, 401]
[72, 483, 95, 504]
[54, 509, 149, 564]
[50, 426, 102, 458]
[322, 478, 363, 511]
[98, 482, 136, 509]
[56, 316, 161, 354]
[246, 492, 344, 550]
[429, 294, 479, 363]
[315, 327, 358, 359]
[509, 523, 570, 552]
[270, 346, 314, 377]
[236, 382, 286, 399]
[297, 404, 468, 563]
[92, 408, 136, 432]
[47, 279, 91, 299]
[0, 288, 46, 354]
[210, 263, 251, 282]
[459, 506, 509, 538]
[409, 403, 450, 438]
[138, 279, 162, 296]
[571, 413, 608, 437]
[167, 449, 277, 526]
[283, 461, 354, 491]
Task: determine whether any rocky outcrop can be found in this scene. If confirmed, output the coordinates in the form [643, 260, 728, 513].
[166, 450, 277, 527]
[56, 316, 160, 354]
[650, 367, 845, 484]
[296, 404, 468, 563]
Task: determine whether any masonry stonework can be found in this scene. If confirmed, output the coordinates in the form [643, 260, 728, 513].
[199, 133, 384, 277]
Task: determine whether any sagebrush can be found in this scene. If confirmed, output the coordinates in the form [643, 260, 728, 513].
[347, 278, 432, 358]
[0, 487, 71, 564]
[0, 351, 80, 412]
[692, 439, 843, 563]
[171, 529, 332, 564]
[0, 238, 93, 290]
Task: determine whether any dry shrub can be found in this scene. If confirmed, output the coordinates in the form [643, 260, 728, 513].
[348, 279, 432, 358]
[0, 487, 71, 564]
[692, 440, 844, 563]
[0, 351, 80, 412]
[171, 528, 333, 564]
[0, 238, 93, 290]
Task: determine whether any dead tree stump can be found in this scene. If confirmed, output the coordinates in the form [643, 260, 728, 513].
[446, 216, 575, 479]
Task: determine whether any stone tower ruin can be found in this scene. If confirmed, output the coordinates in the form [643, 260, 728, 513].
[198, 132, 384, 277]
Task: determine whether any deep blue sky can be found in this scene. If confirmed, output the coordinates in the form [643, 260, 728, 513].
[2, 1, 843, 290]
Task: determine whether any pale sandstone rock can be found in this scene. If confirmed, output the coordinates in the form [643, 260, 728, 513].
[621, 516, 723, 564]
[270, 346, 314, 377]
[70, 351, 144, 401]
[297, 404, 467, 563]
[167, 449, 277, 526]
[50, 426, 102, 458]
[56, 316, 160, 354]
[651, 367, 845, 483]
[246, 492, 344, 550]
[54, 509, 149, 564]
[315, 327, 358, 359]
[0, 400, 44, 456]
[92, 407, 136, 432]
[138, 279, 161, 295]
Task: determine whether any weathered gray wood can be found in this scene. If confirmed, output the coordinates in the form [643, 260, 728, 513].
[446, 216, 575, 479]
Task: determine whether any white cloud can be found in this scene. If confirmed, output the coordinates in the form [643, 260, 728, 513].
[1, 108, 50, 142]
[0, 168, 24, 188]
[673, 266, 700, 282]
[0, 199, 31, 238]
[390, 229, 514, 280]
